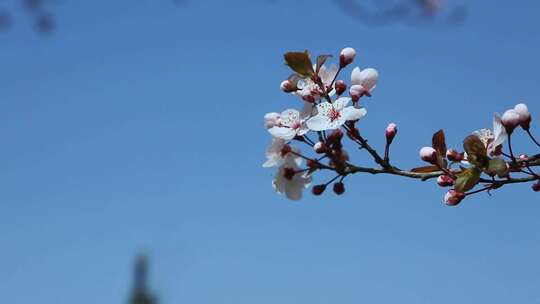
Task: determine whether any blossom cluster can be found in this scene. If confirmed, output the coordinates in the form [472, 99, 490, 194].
[263, 47, 378, 200]
[263, 47, 539, 205]
[418, 103, 538, 205]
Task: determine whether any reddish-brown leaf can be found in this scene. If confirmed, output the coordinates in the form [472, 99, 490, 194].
[432, 129, 447, 156]
[411, 165, 441, 173]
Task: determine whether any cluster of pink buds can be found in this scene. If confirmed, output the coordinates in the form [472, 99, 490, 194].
[263, 47, 539, 205]
[414, 103, 538, 206]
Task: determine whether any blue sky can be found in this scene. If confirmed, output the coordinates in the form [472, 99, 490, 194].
[1, 0, 540, 303]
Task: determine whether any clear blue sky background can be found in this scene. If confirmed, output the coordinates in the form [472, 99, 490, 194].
[1, 0, 540, 303]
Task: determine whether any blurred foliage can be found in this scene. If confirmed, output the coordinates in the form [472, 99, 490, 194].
[333, 0, 466, 26]
[0, 0, 55, 34]
[0, 0, 466, 37]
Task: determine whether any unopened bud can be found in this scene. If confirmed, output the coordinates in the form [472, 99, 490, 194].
[280, 80, 297, 93]
[333, 182, 345, 195]
[300, 90, 316, 103]
[351, 67, 378, 96]
[514, 103, 531, 130]
[327, 129, 344, 145]
[307, 159, 319, 169]
[501, 109, 521, 134]
[349, 84, 364, 103]
[339, 47, 356, 68]
[312, 184, 326, 195]
[533, 182, 540, 192]
[444, 190, 465, 206]
[420, 146, 437, 164]
[314, 142, 327, 154]
[385, 123, 397, 144]
[335, 80, 347, 96]
[437, 175, 454, 187]
[446, 149, 464, 162]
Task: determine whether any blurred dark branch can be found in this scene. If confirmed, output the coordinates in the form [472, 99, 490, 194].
[129, 254, 158, 304]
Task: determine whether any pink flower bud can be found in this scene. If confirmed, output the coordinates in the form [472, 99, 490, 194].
[444, 190, 465, 206]
[264, 112, 280, 129]
[514, 103, 531, 130]
[501, 109, 521, 134]
[349, 84, 364, 103]
[335, 80, 347, 96]
[437, 175, 454, 187]
[312, 184, 326, 195]
[420, 147, 437, 163]
[307, 159, 320, 169]
[339, 47, 356, 68]
[333, 182, 345, 195]
[533, 182, 540, 192]
[313, 142, 327, 154]
[280, 80, 297, 93]
[300, 90, 316, 103]
[385, 123, 397, 144]
[327, 129, 344, 145]
[446, 149, 464, 162]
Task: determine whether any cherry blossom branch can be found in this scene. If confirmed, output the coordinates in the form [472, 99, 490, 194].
[264, 47, 540, 204]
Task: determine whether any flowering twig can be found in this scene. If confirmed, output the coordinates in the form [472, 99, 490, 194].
[263, 47, 540, 204]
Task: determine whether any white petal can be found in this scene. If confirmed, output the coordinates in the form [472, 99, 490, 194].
[492, 113, 507, 148]
[300, 102, 315, 118]
[316, 102, 333, 117]
[341, 106, 367, 121]
[306, 115, 331, 131]
[360, 68, 379, 92]
[320, 64, 338, 86]
[285, 186, 303, 201]
[333, 97, 351, 111]
[264, 112, 280, 129]
[279, 109, 301, 127]
[285, 174, 311, 201]
[263, 138, 285, 168]
[351, 67, 362, 85]
[268, 126, 296, 140]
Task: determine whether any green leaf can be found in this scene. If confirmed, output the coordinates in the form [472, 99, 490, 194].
[316, 54, 332, 74]
[284, 50, 314, 77]
[485, 158, 509, 177]
[463, 135, 488, 167]
[411, 165, 441, 173]
[454, 167, 481, 193]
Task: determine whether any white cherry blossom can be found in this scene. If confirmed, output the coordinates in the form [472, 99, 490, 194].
[472, 113, 507, 156]
[295, 64, 339, 100]
[272, 156, 311, 201]
[306, 97, 367, 131]
[268, 109, 309, 140]
[263, 138, 302, 168]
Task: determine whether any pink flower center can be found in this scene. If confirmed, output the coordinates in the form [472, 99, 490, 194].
[283, 168, 296, 180]
[290, 121, 302, 130]
[329, 108, 341, 122]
